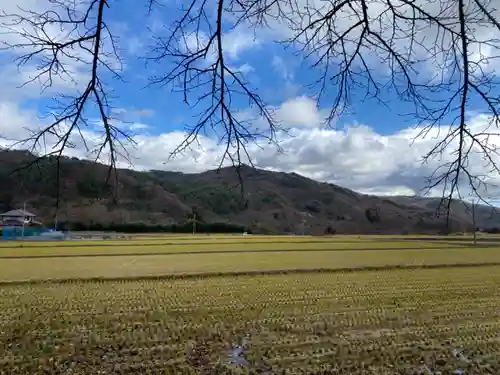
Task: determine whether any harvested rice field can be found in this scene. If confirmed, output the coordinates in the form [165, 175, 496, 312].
[0, 235, 499, 374]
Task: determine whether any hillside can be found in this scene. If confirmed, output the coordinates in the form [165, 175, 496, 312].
[0, 150, 498, 234]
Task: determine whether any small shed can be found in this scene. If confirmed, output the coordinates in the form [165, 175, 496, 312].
[0, 209, 37, 224]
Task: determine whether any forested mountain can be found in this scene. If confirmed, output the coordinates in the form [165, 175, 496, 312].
[0, 150, 498, 233]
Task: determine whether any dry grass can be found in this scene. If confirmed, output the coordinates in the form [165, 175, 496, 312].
[1, 246, 500, 283]
[2, 236, 500, 373]
[3, 233, 498, 247]
[1, 266, 499, 373]
[0, 240, 480, 258]
[1, 234, 498, 258]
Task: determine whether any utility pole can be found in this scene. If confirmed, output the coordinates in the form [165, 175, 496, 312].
[21, 202, 26, 240]
[472, 199, 477, 245]
[54, 211, 58, 231]
[192, 212, 196, 235]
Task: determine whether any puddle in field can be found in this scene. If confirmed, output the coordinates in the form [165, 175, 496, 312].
[227, 335, 272, 374]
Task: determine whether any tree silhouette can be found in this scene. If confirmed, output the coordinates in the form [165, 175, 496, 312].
[1, 0, 500, 228]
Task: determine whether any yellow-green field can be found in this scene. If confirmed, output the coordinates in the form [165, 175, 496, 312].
[1, 235, 500, 373]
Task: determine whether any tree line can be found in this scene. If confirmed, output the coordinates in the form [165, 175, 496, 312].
[51, 221, 250, 234]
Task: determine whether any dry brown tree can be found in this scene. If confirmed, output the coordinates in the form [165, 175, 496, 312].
[1, 0, 500, 228]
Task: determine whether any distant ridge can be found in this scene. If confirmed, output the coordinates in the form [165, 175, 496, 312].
[0, 149, 498, 233]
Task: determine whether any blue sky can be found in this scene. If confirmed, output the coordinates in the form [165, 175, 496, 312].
[83, 0, 494, 136]
[1, 0, 500, 201]
[82, 0, 420, 136]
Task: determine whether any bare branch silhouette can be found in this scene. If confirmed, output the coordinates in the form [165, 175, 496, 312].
[272, 0, 500, 228]
[0, 0, 133, 218]
[145, 0, 281, 200]
[149, 2, 279, 164]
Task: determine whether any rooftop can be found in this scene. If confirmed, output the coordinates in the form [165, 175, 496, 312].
[0, 209, 36, 217]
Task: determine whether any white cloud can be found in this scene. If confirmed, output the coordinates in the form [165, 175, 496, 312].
[257, 0, 500, 81]
[275, 96, 326, 128]
[233, 96, 327, 131]
[181, 27, 259, 66]
[0, 101, 35, 142]
[128, 123, 150, 131]
[0, 0, 124, 97]
[223, 29, 260, 59]
[0, 56, 82, 100]
[232, 63, 254, 74]
[271, 56, 293, 81]
[112, 107, 155, 119]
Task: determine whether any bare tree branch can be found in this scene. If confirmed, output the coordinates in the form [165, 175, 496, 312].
[146, 0, 281, 199]
[0, 0, 133, 219]
[268, 0, 500, 228]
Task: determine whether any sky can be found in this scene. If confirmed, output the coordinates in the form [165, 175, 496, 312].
[1, 0, 500, 200]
